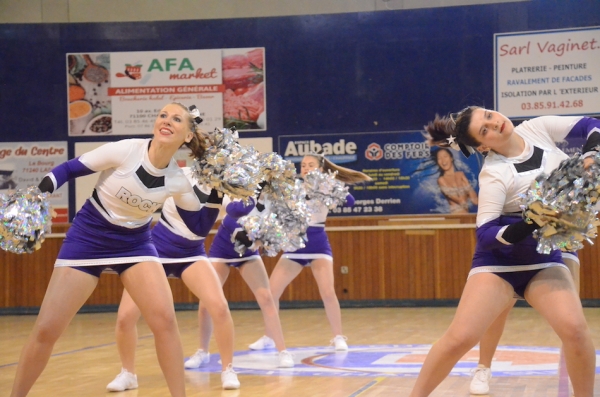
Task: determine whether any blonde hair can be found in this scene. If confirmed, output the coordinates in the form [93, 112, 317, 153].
[305, 154, 372, 185]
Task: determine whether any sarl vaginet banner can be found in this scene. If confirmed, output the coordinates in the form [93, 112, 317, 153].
[278, 131, 483, 216]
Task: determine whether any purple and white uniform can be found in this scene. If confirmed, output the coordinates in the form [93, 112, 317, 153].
[208, 197, 262, 267]
[40, 139, 203, 277]
[469, 116, 599, 296]
[152, 167, 221, 278]
[282, 192, 355, 267]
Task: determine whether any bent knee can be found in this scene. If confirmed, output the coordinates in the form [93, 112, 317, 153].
[319, 288, 338, 303]
[115, 312, 139, 331]
[144, 307, 178, 333]
[209, 303, 232, 323]
[443, 330, 480, 354]
[33, 323, 63, 345]
[557, 321, 592, 345]
[254, 288, 275, 308]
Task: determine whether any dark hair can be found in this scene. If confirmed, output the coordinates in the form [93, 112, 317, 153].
[171, 102, 207, 160]
[424, 106, 482, 156]
[304, 153, 372, 185]
[434, 147, 455, 176]
[410, 147, 455, 179]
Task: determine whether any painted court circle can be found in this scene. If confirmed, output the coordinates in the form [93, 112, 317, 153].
[186, 344, 600, 377]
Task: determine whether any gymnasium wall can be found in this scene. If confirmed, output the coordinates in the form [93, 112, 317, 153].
[1, 0, 600, 311]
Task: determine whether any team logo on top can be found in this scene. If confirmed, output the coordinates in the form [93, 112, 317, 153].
[365, 143, 383, 161]
[185, 344, 600, 377]
[115, 187, 162, 213]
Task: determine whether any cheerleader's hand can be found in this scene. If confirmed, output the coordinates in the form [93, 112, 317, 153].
[165, 168, 192, 197]
[524, 201, 560, 227]
[583, 156, 595, 170]
[249, 239, 263, 250]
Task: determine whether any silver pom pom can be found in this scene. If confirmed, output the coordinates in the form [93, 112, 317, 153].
[258, 152, 297, 183]
[0, 186, 53, 254]
[236, 179, 311, 257]
[191, 127, 262, 200]
[521, 152, 600, 253]
[304, 169, 349, 211]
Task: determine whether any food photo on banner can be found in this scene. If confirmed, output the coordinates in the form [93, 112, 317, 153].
[278, 131, 484, 217]
[67, 53, 111, 136]
[66, 47, 265, 137]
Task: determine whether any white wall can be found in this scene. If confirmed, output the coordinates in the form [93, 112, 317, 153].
[0, 0, 528, 24]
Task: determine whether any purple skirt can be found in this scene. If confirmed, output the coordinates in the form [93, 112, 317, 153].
[208, 224, 259, 261]
[55, 202, 159, 267]
[152, 222, 207, 259]
[283, 226, 332, 257]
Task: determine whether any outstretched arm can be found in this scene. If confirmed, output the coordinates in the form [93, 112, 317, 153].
[38, 140, 136, 193]
[38, 157, 95, 193]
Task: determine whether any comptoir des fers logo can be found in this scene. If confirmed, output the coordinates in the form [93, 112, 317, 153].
[365, 143, 383, 161]
[365, 142, 430, 161]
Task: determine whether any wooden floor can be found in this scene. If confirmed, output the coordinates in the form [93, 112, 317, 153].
[1, 306, 599, 396]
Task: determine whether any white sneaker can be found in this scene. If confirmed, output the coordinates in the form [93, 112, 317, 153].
[184, 349, 210, 369]
[249, 335, 275, 350]
[469, 364, 492, 395]
[278, 350, 295, 368]
[221, 363, 240, 390]
[106, 368, 138, 392]
[330, 335, 348, 351]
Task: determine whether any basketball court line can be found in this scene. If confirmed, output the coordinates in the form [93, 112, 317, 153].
[0, 334, 154, 369]
[348, 377, 387, 397]
[557, 348, 570, 397]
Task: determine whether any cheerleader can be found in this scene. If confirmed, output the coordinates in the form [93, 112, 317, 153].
[187, 187, 294, 369]
[409, 108, 598, 397]
[249, 153, 371, 351]
[11, 103, 206, 397]
[470, 250, 580, 394]
[105, 167, 241, 391]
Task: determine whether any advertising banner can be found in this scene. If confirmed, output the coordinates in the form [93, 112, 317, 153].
[495, 26, 600, 119]
[67, 48, 265, 136]
[278, 131, 484, 216]
[0, 142, 69, 223]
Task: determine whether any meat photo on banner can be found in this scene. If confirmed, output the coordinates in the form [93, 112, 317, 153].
[222, 48, 265, 130]
[66, 47, 266, 136]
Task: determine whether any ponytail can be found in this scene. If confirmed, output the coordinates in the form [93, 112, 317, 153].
[171, 102, 208, 160]
[306, 154, 372, 185]
[184, 130, 207, 159]
[424, 106, 481, 157]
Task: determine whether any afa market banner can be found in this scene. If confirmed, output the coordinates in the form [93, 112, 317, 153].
[278, 131, 484, 216]
[0, 142, 69, 223]
[67, 48, 265, 136]
[495, 26, 600, 119]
